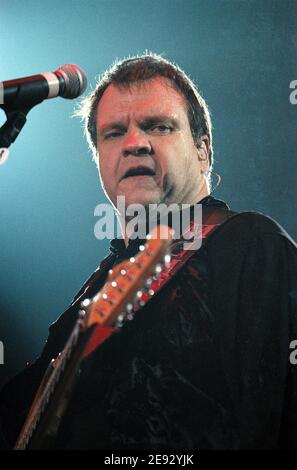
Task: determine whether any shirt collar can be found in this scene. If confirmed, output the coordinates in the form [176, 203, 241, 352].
[109, 195, 229, 257]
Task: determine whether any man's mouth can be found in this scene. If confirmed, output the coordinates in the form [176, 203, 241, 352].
[121, 166, 156, 180]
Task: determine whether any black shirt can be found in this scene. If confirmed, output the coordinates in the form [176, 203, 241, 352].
[1, 196, 296, 449]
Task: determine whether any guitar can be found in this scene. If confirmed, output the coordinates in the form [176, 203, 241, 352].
[14, 225, 172, 450]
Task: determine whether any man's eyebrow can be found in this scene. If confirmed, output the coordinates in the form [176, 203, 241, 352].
[140, 115, 179, 128]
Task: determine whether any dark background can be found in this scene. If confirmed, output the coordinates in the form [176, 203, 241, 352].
[0, 0, 296, 387]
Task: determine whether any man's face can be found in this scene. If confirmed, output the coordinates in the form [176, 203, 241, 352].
[96, 76, 208, 210]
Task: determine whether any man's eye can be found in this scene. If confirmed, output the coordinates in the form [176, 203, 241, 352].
[104, 131, 123, 140]
[150, 125, 173, 134]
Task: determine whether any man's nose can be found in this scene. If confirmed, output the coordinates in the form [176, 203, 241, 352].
[122, 129, 152, 157]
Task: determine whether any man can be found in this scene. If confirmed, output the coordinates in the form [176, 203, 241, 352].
[0, 54, 296, 449]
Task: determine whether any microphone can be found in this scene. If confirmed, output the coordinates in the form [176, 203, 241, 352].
[0, 64, 87, 110]
[0, 64, 87, 160]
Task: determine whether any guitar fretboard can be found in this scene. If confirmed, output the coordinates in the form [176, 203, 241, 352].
[14, 320, 82, 450]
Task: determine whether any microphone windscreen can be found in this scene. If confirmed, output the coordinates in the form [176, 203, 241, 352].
[55, 64, 87, 99]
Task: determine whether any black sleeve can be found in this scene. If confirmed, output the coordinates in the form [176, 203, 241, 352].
[208, 212, 297, 448]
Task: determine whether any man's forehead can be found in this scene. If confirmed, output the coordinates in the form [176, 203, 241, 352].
[97, 77, 187, 125]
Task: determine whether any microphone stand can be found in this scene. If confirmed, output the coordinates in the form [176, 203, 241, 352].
[0, 108, 29, 164]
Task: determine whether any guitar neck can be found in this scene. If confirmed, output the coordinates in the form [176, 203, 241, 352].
[14, 319, 96, 450]
[14, 225, 173, 450]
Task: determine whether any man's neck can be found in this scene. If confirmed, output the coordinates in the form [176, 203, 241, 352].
[119, 192, 210, 248]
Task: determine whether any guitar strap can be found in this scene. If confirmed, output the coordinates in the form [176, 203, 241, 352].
[83, 206, 238, 358]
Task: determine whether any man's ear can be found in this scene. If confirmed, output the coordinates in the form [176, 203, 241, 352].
[197, 135, 210, 171]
